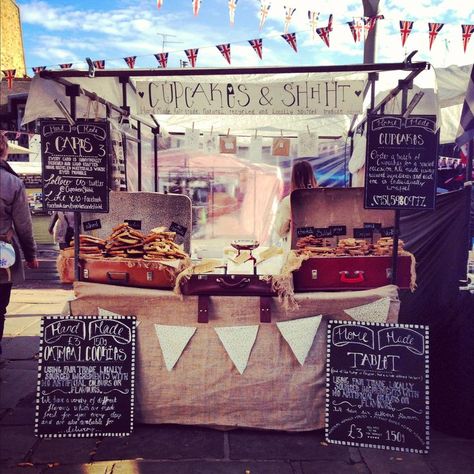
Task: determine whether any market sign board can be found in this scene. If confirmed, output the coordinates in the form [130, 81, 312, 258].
[326, 321, 429, 454]
[136, 80, 365, 115]
[364, 115, 438, 210]
[35, 315, 136, 438]
[40, 119, 110, 213]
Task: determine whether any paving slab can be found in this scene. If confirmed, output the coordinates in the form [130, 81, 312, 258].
[359, 448, 432, 474]
[2, 336, 41, 360]
[301, 460, 370, 473]
[0, 426, 38, 467]
[4, 315, 41, 338]
[0, 368, 37, 410]
[31, 438, 101, 465]
[0, 466, 43, 474]
[0, 405, 35, 426]
[229, 429, 350, 461]
[7, 359, 39, 370]
[94, 424, 225, 461]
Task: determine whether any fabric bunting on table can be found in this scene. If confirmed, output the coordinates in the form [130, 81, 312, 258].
[249, 38, 263, 59]
[2, 69, 16, 89]
[343, 297, 391, 323]
[98, 307, 141, 326]
[154, 324, 197, 371]
[124, 56, 137, 69]
[428, 22, 444, 50]
[284, 6, 296, 34]
[228, 0, 238, 26]
[185, 48, 199, 67]
[462, 25, 474, 53]
[215, 325, 259, 375]
[155, 52, 169, 68]
[308, 10, 320, 40]
[216, 43, 231, 64]
[259, 1, 271, 30]
[93, 60, 105, 70]
[399, 20, 414, 47]
[281, 33, 297, 52]
[32, 66, 46, 75]
[276, 315, 322, 366]
[192, 0, 201, 16]
[59, 63, 72, 69]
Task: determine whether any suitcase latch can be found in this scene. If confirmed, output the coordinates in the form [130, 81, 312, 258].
[147, 271, 153, 281]
[311, 269, 318, 280]
[83, 269, 89, 279]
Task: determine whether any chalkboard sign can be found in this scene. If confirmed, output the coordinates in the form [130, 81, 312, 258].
[125, 220, 142, 230]
[353, 228, 373, 239]
[313, 227, 334, 238]
[363, 223, 382, 231]
[381, 227, 395, 238]
[326, 321, 429, 454]
[296, 227, 315, 238]
[364, 115, 438, 210]
[83, 219, 102, 231]
[19, 174, 43, 188]
[41, 119, 110, 213]
[35, 315, 136, 438]
[169, 222, 188, 237]
[330, 225, 347, 237]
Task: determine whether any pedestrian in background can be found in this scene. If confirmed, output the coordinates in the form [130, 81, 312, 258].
[49, 211, 75, 249]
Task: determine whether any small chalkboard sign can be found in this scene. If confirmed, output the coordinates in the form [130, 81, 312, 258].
[364, 115, 438, 210]
[381, 227, 395, 237]
[313, 227, 334, 238]
[35, 315, 136, 438]
[169, 222, 187, 237]
[41, 119, 110, 213]
[330, 225, 347, 236]
[125, 220, 142, 230]
[353, 228, 373, 239]
[83, 219, 102, 231]
[363, 223, 382, 231]
[326, 321, 429, 454]
[296, 227, 315, 238]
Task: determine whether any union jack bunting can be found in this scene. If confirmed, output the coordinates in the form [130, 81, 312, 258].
[93, 60, 105, 69]
[2, 69, 15, 89]
[281, 33, 297, 52]
[462, 24, 474, 53]
[248, 38, 263, 59]
[283, 6, 296, 34]
[259, 1, 271, 30]
[328, 14, 334, 31]
[59, 63, 72, 69]
[228, 0, 238, 25]
[347, 19, 362, 43]
[124, 56, 137, 69]
[456, 64, 474, 146]
[32, 66, 46, 74]
[192, 0, 201, 16]
[185, 48, 199, 67]
[428, 22, 444, 50]
[154, 52, 169, 68]
[316, 27, 331, 48]
[399, 20, 414, 47]
[308, 11, 320, 40]
[216, 43, 231, 64]
[157, 0, 163, 8]
[364, 14, 384, 34]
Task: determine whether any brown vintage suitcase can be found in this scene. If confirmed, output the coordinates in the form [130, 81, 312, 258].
[291, 188, 413, 291]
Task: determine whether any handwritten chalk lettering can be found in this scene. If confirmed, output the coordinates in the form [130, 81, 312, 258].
[313, 227, 333, 238]
[296, 227, 315, 238]
[378, 328, 424, 355]
[330, 225, 347, 236]
[348, 352, 400, 372]
[44, 320, 86, 344]
[332, 325, 375, 350]
[370, 195, 427, 208]
[89, 320, 131, 345]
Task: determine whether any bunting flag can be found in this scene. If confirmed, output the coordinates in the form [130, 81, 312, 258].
[249, 38, 263, 59]
[281, 33, 297, 52]
[93, 60, 105, 70]
[462, 24, 474, 53]
[192, 0, 201, 16]
[98, 308, 141, 327]
[185, 127, 201, 149]
[344, 298, 391, 323]
[2, 69, 16, 89]
[316, 27, 331, 47]
[365, 14, 384, 33]
[283, 6, 296, 34]
[32, 66, 46, 74]
[157, 0, 163, 8]
[259, 1, 271, 30]
[185, 48, 199, 67]
[276, 316, 322, 366]
[154, 324, 197, 371]
[399, 20, 414, 47]
[328, 13, 334, 31]
[124, 56, 137, 69]
[308, 10, 320, 40]
[216, 43, 231, 64]
[59, 63, 72, 69]
[228, 0, 238, 25]
[428, 22, 444, 50]
[154, 52, 169, 68]
[456, 64, 474, 146]
[214, 325, 259, 375]
[348, 19, 362, 43]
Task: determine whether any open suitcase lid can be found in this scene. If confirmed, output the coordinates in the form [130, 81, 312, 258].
[290, 188, 396, 250]
[82, 191, 192, 253]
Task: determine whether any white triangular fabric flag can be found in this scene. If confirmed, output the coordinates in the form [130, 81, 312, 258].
[154, 324, 197, 371]
[344, 297, 391, 323]
[215, 325, 259, 374]
[98, 308, 141, 327]
[276, 315, 322, 365]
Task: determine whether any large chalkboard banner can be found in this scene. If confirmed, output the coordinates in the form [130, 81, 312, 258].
[364, 115, 438, 210]
[326, 321, 429, 453]
[35, 315, 136, 438]
[41, 119, 110, 212]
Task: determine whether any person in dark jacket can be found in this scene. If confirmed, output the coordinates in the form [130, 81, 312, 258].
[0, 134, 39, 365]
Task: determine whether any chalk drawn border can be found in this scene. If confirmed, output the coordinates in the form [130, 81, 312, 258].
[34, 315, 136, 439]
[325, 320, 430, 454]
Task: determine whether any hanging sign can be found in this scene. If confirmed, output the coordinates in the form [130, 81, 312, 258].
[136, 80, 365, 115]
[35, 315, 136, 438]
[326, 321, 429, 454]
[364, 115, 438, 210]
[40, 119, 110, 213]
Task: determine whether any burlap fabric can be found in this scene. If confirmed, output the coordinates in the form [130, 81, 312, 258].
[69, 282, 400, 431]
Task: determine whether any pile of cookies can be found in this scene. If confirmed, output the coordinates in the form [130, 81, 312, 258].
[296, 236, 332, 249]
[335, 238, 373, 256]
[69, 235, 106, 258]
[372, 237, 405, 256]
[104, 224, 146, 258]
[143, 227, 188, 260]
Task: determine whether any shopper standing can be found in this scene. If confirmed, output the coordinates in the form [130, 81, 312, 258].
[0, 134, 39, 366]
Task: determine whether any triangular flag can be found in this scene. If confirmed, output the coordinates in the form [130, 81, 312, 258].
[347, 20, 359, 43]
[155, 52, 169, 68]
[154, 324, 197, 371]
[281, 33, 297, 52]
[462, 24, 474, 53]
[157, 0, 163, 8]
[2, 70, 15, 89]
[93, 60, 105, 69]
[316, 27, 331, 47]
[228, 0, 238, 25]
[344, 297, 391, 323]
[59, 63, 72, 69]
[98, 308, 141, 327]
[283, 6, 296, 34]
[399, 20, 414, 48]
[32, 66, 46, 75]
[249, 38, 263, 59]
[308, 10, 319, 40]
[124, 56, 137, 69]
[192, 0, 201, 16]
[259, 1, 271, 30]
[215, 325, 259, 374]
[185, 48, 199, 67]
[428, 22, 444, 50]
[276, 315, 322, 365]
[216, 43, 231, 64]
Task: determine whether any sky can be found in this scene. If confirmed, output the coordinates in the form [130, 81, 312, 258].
[17, 0, 474, 72]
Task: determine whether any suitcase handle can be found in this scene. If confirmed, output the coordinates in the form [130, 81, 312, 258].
[339, 270, 364, 284]
[216, 277, 251, 289]
[107, 271, 129, 284]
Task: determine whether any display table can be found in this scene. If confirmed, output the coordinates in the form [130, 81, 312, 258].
[68, 282, 400, 431]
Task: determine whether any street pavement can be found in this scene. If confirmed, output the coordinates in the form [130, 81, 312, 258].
[1, 284, 473, 474]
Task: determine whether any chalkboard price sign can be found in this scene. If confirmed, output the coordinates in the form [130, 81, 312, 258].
[363, 223, 382, 231]
[353, 228, 373, 239]
[169, 222, 188, 237]
[125, 220, 142, 230]
[326, 321, 429, 453]
[41, 119, 110, 213]
[330, 225, 347, 237]
[364, 115, 438, 210]
[296, 227, 315, 238]
[381, 227, 395, 238]
[35, 315, 136, 438]
[83, 219, 102, 231]
[313, 227, 334, 238]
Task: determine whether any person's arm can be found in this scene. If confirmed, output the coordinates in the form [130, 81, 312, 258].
[48, 212, 59, 234]
[274, 197, 291, 238]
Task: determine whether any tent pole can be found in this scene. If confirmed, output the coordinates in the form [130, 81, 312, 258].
[152, 126, 160, 192]
[137, 121, 142, 191]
